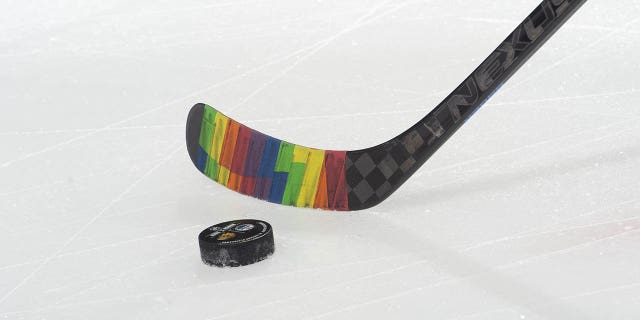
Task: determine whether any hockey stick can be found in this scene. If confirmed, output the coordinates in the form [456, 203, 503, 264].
[186, 0, 587, 211]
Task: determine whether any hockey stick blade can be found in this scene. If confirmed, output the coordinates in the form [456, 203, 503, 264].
[186, 0, 587, 211]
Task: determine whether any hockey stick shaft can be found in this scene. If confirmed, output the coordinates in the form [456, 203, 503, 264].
[344, 0, 587, 210]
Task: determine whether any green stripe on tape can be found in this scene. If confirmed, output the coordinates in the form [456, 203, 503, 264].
[274, 142, 295, 172]
[199, 106, 217, 153]
[282, 162, 306, 205]
[205, 159, 220, 181]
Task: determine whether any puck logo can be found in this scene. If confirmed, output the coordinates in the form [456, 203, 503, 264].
[202, 220, 270, 244]
[233, 224, 255, 232]
[217, 232, 236, 241]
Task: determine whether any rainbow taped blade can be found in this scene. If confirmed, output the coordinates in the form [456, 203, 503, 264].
[186, 103, 349, 210]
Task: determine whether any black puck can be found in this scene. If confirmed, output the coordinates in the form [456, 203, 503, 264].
[198, 219, 275, 267]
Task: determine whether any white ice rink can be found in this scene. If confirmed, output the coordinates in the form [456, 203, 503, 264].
[1, 0, 639, 319]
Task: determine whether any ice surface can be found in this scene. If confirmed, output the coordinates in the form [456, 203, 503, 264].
[1, 0, 639, 319]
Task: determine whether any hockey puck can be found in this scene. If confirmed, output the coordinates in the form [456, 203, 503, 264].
[198, 219, 275, 267]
